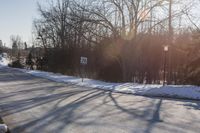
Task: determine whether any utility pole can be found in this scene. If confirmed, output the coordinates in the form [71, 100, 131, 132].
[168, 0, 173, 84]
[169, 0, 173, 37]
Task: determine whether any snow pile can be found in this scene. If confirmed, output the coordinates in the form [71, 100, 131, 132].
[0, 53, 10, 67]
[0, 124, 8, 133]
[16, 69, 200, 100]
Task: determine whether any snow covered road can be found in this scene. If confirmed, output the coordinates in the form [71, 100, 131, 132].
[0, 67, 200, 133]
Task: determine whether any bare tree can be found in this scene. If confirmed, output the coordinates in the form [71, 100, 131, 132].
[32, 0, 198, 84]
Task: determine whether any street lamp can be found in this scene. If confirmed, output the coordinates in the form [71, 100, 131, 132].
[163, 45, 168, 86]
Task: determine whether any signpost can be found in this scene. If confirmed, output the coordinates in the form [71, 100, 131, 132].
[80, 57, 88, 82]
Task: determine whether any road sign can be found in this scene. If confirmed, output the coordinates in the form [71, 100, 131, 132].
[80, 57, 87, 65]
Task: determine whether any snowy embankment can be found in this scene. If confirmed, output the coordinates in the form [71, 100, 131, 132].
[0, 53, 9, 133]
[0, 124, 8, 133]
[0, 53, 10, 67]
[16, 69, 200, 100]
[0, 53, 200, 100]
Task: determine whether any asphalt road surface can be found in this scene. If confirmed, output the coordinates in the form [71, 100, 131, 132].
[0, 67, 200, 133]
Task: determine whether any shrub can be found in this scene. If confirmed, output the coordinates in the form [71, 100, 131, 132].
[9, 60, 24, 69]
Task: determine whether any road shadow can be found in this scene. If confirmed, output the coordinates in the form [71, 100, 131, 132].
[179, 101, 200, 110]
[0, 68, 200, 133]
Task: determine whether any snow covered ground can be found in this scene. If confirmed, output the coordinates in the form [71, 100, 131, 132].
[0, 53, 200, 100]
[0, 124, 8, 133]
[14, 69, 200, 100]
[0, 53, 10, 67]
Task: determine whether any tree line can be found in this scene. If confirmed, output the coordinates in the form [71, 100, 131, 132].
[21, 0, 200, 85]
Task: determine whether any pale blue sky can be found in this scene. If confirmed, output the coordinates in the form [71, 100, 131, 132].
[0, 0, 199, 47]
[0, 0, 47, 47]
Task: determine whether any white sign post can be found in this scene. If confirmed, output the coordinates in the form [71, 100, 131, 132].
[80, 57, 88, 65]
[80, 57, 88, 82]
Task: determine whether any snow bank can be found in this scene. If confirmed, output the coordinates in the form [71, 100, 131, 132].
[0, 53, 10, 67]
[15, 68, 200, 100]
[0, 124, 8, 133]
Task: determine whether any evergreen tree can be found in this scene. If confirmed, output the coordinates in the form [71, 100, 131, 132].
[26, 52, 34, 70]
[24, 42, 28, 50]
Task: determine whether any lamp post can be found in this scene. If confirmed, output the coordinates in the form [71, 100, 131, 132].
[163, 45, 168, 86]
